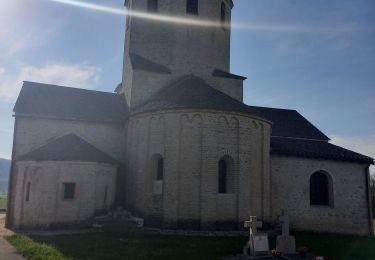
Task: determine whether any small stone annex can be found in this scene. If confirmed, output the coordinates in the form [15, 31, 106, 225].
[6, 0, 374, 235]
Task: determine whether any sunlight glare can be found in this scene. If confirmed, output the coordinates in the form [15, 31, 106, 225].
[46, 0, 225, 28]
[44, 0, 373, 33]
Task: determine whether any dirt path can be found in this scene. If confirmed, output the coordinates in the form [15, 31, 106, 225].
[0, 216, 14, 237]
[0, 215, 25, 260]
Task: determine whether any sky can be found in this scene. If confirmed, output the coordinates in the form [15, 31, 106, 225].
[0, 0, 374, 173]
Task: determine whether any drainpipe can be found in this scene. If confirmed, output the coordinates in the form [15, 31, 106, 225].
[365, 165, 374, 236]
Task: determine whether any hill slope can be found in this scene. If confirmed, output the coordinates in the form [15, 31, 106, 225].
[0, 158, 10, 194]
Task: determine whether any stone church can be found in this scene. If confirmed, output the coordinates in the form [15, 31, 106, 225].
[6, 0, 374, 235]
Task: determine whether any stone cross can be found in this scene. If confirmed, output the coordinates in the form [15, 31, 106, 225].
[276, 210, 296, 254]
[244, 216, 262, 235]
[280, 210, 290, 236]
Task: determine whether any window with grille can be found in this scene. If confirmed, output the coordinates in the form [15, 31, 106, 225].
[186, 0, 198, 15]
[148, 0, 158, 12]
[63, 182, 76, 200]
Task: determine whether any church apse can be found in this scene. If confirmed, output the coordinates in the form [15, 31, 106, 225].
[125, 110, 272, 230]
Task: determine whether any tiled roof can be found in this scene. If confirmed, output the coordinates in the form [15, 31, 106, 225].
[14, 82, 128, 123]
[132, 76, 329, 141]
[132, 76, 265, 117]
[271, 137, 374, 164]
[248, 106, 330, 141]
[130, 53, 171, 74]
[212, 69, 247, 80]
[12, 79, 373, 165]
[17, 133, 118, 164]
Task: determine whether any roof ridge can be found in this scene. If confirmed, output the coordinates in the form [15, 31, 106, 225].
[271, 137, 374, 164]
[326, 141, 375, 160]
[129, 53, 171, 74]
[132, 75, 203, 109]
[15, 82, 128, 122]
[23, 81, 119, 96]
[17, 133, 118, 164]
[271, 136, 329, 142]
[247, 105, 297, 112]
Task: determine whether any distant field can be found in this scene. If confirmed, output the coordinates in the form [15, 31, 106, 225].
[0, 196, 7, 211]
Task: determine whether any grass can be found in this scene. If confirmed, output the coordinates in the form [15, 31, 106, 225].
[295, 232, 375, 260]
[6, 231, 375, 260]
[7, 232, 247, 260]
[0, 196, 6, 211]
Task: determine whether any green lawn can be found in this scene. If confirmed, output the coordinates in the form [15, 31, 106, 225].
[0, 196, 6, 211]
[6, 231, 375, 260]
[7, 232, 247, 260]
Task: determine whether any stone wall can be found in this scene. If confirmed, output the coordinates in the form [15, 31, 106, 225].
[125, 109, 272, 229]
[123, 0, 237, 108]
[271, 155, 371, 235]
[11, 161, 117, 229]
[127, 0, 231, 75]
[13, 116, 126, 162]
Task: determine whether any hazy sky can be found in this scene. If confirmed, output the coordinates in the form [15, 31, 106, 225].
[0, 0, 374, 173]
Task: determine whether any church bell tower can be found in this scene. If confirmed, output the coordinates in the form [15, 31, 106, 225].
[121, 0, 235, 108]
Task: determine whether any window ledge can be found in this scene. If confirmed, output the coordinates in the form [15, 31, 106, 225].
[310, 205, 334, 209]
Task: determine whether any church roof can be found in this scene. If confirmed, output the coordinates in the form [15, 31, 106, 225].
[14, 79, 329, 142]
[17, 133, 118, 164]
[14, 82, 128, 123]
[248, 106, 330, 141]
[271, 137, 374, 164]
[212, 69, 247, 80]
[132, 76, 265, 117]
[130, 53, 171, 74]
[132, 76, 329, 141]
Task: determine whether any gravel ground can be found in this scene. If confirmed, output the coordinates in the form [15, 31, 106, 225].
[0, 215, 15, 237]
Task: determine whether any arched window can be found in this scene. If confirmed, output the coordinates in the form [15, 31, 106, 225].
[151, 154, 164, 181]
[147, 0, 158, 12]
[25, 182, 31, 201]
[220, 2, 226, 27]
[218, 156, 235, 194]
[218, 159, 227, 193]
[310, 171, 333, 206]
[156, 157, 164, 181]
[150, 154, 164, 195]
[103, 185, 108, 204]
[187, 0, 198, 15]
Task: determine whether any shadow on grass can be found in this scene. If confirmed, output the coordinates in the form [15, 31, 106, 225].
[7, 232, 247, 260]
[294, 232, 375, 260]
[6, 231, 375, 260]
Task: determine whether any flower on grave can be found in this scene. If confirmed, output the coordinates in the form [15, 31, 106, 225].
[271, 249, 282, 257]
[297, 246, 309, 257]
[313, 257, 329, 260]
[297, 246, 309, 253]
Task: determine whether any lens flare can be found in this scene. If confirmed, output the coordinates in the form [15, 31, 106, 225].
[46, 0, 225, 28]
[45, 0, 373, 33]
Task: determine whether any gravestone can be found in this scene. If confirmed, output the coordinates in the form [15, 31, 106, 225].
[276, 210, 296, 254]
[243, 216, 270, 257]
